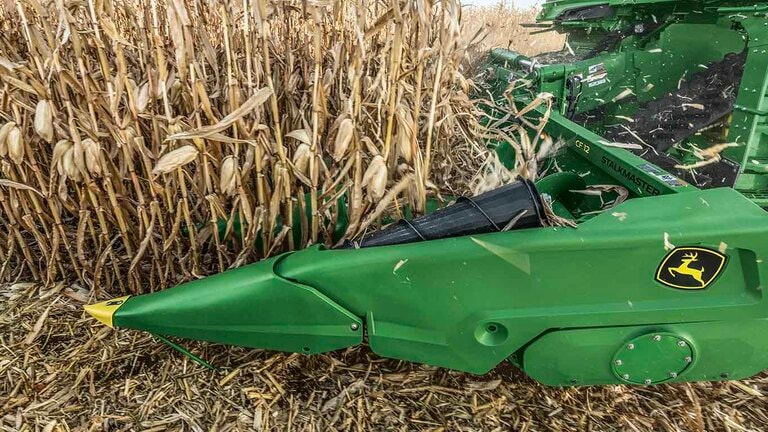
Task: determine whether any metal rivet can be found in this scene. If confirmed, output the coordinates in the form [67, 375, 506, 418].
[644, 379, 652, 385]
[653, 335, 662, 341]
[685, 356, 692, 363]
[350, 323, 359, 331]
[627, 343, 635, 350]
[677, 340, 686, 347]
[622, 374, 630, 380]
[669, 372, 678, 378]
[615, 359, 623, 366]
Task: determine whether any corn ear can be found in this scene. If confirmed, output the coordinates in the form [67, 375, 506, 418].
[292, 143, 311, 176]
[34, 100, 54, 143]
[363, 155, 388, 200]
[7, 126, 24, 164]
[219, 156, 238, 196]
[0, 122, 15, 157]
[333, 119, 354, 161]
[82, 139, 103, 176]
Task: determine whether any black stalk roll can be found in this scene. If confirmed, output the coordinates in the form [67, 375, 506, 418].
[343, 178, 546, 248]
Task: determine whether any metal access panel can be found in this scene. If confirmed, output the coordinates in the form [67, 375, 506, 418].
[522, 320, 768, 386]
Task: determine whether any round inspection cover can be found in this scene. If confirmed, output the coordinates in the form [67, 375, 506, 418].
[612, 333, 694, 385]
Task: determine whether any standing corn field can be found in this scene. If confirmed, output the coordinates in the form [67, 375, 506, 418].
[0, 0, 497, 293]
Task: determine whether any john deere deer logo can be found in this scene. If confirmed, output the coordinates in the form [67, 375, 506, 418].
[656, 247, 727, 290]
[668, 252, 706, 287]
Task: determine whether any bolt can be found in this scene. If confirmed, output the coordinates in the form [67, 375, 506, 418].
[653, 335, 662, 341]
[627, 343, 635, 350]
[669, 372, 678, 378]
[685, 356, 693, 363]
[615, 359, 623, 366]
[622, 374, 630, 380]
[644, 379, 652, 385]
[677, 340, 686, 347]
[350, 323, 359, 331]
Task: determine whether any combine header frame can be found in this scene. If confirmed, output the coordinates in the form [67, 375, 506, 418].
[86, 0, 768, 386]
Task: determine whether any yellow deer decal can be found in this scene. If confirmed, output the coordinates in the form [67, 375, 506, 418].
[668, 252, 706, 287]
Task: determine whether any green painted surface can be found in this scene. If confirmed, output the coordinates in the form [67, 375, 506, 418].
[89, 0, 768, 387]
[524, 320, 768, 386]
[483, 1, 768, 208]
[611, 333, 694, 385]
[114, 255, 362, 354]
[545, 112, 692, 197]
[112, 188, 768, 383]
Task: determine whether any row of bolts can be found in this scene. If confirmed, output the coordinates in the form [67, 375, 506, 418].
[616, 335, 691, 385]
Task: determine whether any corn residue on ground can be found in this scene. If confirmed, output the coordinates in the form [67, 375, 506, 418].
[2, 283, 767, 430]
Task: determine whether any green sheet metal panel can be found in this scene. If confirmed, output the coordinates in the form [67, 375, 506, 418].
[279, 188, 767, 373]
[101, 187, 768, 381]
[114, 255, 363, 354]
[523, 321, 768, 386]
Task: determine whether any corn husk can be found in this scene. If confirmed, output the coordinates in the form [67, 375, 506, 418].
[292, 143, 311, 176]
[333, 119, 354, 161]
[34, 100, 54, 143]
[363, 155, 388, 200]
[7, 126, 24, 164]
[152, 145, 199, 175]
[0, 122, 15, 157]
[82, 139, 103, 176]
[219, 156, 238, 196]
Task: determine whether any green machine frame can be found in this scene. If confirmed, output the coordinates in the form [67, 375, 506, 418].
[85, 0, 768, 386]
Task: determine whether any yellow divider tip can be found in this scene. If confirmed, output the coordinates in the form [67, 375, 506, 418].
[84, 296, 131, 328]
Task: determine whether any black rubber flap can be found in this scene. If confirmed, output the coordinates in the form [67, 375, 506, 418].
[343, 178, 545, 248]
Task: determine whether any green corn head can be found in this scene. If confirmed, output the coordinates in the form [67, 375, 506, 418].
[86, 0, 768, 386]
